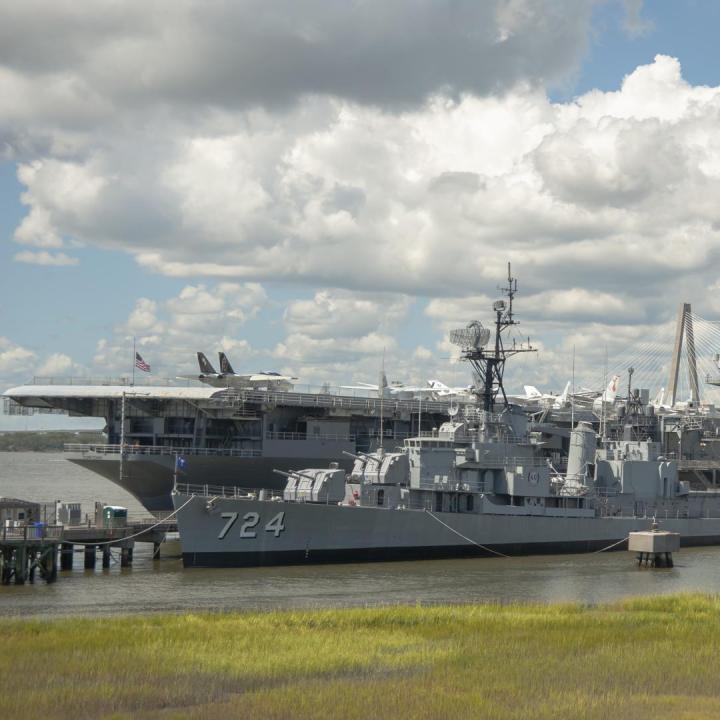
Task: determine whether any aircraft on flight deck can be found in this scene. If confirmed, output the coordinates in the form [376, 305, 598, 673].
[178, 352, 297, 390]
[341, 372, 440, 400]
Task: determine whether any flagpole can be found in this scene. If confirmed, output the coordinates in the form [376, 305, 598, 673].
[132, 336, 136, 387]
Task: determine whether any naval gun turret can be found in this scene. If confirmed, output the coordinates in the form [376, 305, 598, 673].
[274, 466, 345, 503]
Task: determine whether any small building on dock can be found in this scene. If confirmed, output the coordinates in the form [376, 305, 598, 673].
[0, 497, 41, 525]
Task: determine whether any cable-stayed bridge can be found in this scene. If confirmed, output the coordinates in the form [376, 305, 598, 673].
[598, 304, 720, 408]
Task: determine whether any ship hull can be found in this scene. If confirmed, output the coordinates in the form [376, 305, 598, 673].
[173, 492, 720, 568]
[70, 454, 353, 512]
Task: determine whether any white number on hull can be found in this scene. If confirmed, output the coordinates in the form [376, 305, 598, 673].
[240, 512, 260, 538]
[218, 512, 238, 539]
[217, 511, 287, 540]
[265, 512, 286, 537]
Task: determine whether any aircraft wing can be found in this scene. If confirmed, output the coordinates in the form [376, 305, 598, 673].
[176, 374, 222, 381]
[248, 374, 296, 383]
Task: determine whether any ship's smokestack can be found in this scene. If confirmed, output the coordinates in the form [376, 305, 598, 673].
[566, 421, 596, 487]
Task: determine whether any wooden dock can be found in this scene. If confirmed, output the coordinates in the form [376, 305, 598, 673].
[1, 517, 178, 584]
[1, 524, 62, 584]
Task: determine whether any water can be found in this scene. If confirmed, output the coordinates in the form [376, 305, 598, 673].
[2, 452, 720, 618]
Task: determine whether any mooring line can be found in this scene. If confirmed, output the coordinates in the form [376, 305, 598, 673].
[68, 495, 195, 547]
[592, 536, 628, 554]
[424, 510, 510, 558]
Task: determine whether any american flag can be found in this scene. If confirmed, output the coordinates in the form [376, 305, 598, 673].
[135, 352, 151, 373]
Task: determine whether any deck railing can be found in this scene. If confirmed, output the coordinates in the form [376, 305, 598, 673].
[1, 524, 64, 542]
[64, 443, 262, 458]
[174, 482, 281, 500]
[265, 431, 356, 442]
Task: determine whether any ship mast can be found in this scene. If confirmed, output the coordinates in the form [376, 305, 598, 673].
[450, 263, 536, 412]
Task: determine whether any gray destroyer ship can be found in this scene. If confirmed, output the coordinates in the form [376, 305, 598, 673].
[173, 272, 720, 567]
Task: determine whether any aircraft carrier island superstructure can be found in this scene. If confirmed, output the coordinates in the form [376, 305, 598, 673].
[3, 381, 475, 511]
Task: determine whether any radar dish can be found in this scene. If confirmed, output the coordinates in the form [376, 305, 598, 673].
[449, 321, 491, 350]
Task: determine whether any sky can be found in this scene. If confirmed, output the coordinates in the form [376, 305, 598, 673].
[2, 0, 720, 397]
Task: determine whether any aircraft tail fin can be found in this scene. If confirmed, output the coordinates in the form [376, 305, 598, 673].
[603, 374, 620, 403]
[524, 385, 542, 399]
[652, 387, 665, 407]
[197, 352, 217, 375]
[557, 381, 570, 404]
[218, 352, 235, 375]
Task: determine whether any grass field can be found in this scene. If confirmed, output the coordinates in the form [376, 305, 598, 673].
[2, 594, 720, 719]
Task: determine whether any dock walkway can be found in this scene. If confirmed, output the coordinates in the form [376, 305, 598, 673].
[1, 517, 178, 584]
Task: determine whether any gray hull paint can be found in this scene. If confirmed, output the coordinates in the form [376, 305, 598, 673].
[173, 492, 720, 567]
[70, 455, 354, 512]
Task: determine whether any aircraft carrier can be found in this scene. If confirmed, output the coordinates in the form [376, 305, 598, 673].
[3, 380, 474, 512]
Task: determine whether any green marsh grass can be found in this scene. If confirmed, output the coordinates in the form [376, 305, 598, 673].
[2, 593, 720, 719]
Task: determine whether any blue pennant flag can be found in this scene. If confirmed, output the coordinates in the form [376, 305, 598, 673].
[175, 455, 187, 472]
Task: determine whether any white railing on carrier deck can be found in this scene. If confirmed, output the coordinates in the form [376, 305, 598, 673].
[64, 443, 262, 458]
[265, 432, 356, 442]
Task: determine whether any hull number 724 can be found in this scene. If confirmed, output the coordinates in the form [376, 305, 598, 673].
[218, 511, 286, 540]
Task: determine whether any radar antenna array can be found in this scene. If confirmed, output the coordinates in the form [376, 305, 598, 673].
[448, 262, 536, 411]
[449, 321, 491, 351]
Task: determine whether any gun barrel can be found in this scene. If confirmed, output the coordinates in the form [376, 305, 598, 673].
[343, 450, 375, 460]
[273, 468, 318, 481]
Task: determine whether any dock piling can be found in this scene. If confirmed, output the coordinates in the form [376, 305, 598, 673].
[14, 547, 27, 585]
[60, 543, 74, 570]
[120, 545, 134, 567]
[84, 544, 97, 570]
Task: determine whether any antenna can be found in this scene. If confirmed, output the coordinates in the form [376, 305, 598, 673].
[601, 345, 607, 439]
[571, 345, 575, 429]
[378, 348, 385, 454]
[449, 263, 536, 411]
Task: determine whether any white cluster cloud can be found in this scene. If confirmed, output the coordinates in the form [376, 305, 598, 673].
[0, 338, 36, 375]
[0, 339, 87, 384]
[93, 282, 269, 377]
[14, 250, 78, 266]
[5, 1, 718, 394]
[274, 290, 410, 369]
[36, 352, 76, 377]
[6, 54, 720, 317]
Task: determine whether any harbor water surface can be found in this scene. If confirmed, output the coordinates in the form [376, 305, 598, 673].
[3, 451, 720, 618]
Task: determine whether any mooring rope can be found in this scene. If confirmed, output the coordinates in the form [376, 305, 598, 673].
[592, 536, 628, 554]
[67, 495, 195, 547]
[424, 510, 510, 558]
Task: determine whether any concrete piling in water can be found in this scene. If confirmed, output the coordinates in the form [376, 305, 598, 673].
[102, 546, 111, 569]
[628, 522, 680, 568]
